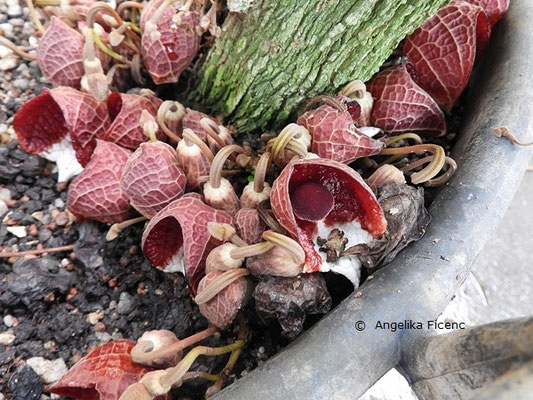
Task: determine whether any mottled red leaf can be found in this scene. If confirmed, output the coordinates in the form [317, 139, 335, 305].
[270, 158, 387, 273]
[104, 93, 164, 150]
[14, 88, 110, 165]
[368, 63, 447, 137]
[121, 141, 187, 218]
[50, 340, 170, 400]
[68, 140, 132, 223]
[297, 102, 382, 164]
[142, 193, 233, 295]
[403, 1, 491, 110]
[463, 0, 509, 26]
[37, 16, 84, 88]
[141, 0, 201, 84]
[234, 208, 267, 245]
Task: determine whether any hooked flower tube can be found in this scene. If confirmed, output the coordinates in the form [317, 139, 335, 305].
[270, 158, 387, 285]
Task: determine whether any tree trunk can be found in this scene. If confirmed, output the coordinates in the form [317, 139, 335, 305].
[189, 0, 448, 133]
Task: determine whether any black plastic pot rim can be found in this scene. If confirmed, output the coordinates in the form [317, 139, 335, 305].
[214, 1, 533, 399]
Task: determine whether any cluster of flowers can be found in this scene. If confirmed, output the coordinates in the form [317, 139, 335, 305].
[6, 0, 509, 398]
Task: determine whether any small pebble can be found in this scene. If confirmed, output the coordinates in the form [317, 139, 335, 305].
[54, 211, 68, 226]
[95, 332, 112, 342]
[0, 187, 11, 202]
[7, 225, 27, 238]
[0, 200, 7, 216]
[28, 224, 38, 237]
[94, 322, 106, 333]
[86, 311, 104, 325]
[53, 198, 64, 209]
[26, 357, 68, 384]
[0, 330, 16, 345]
[3, 315, 15, 327]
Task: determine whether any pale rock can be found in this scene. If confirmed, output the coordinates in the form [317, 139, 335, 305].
[26, 357, 68, 384]
[0, 330, 15, 345]
[0, 58, 18, 72]
[0, 200, 7, 217]
[3, 315, 14, 327]
[0, 188, 11, 202]
[6, 226, 27, 238]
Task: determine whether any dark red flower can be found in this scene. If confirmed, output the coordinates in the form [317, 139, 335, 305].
[369, 62, 446, 137]
[68, 140, 132, 223]
[37, 17, 84, 88]
[104, 93, 164, 150]
[14, 87, 110, 166]
[297, 100, 382, 164]
[141, 0, 201, 84]
[403, 1, 491, 110]
[142, 193, 233, 295]
[51, 340, 170, 400]
[121, 141, 187, 218]
[463, 0, 509, 26]
[270, 158, 387, 274]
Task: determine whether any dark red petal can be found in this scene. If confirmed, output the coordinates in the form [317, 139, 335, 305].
[463, 0, 509, 26]
[37, 16, 84, 88]
[141, 5, 201, 84]
[403, 1, 491, 110]
[369, 63, 447, 137]
[107, 92, 123, 121]
[103, 93, 163, 150]
[270, 158, 387, 273]
[142, 194, 233, 295]
[50, 340, 170, 400]
[14, 88, 111, 165]
[67, 140, 132, 223]
[14, 89, 68, 154]
[292, 182, 334, 222]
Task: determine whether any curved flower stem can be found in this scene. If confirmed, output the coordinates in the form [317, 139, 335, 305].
[402, 155, 457, 187]
[285, 140, 309, 159]
[257, 201, 285, 234]
[253, 152, 271, 194]
[0, 36, 38, 61]
[262, 230, 305, 265]
[200, 118, 229, 149]
[304, 95, 346, 113]
[339, 80, 366, 99]
[131, 326, 218, 365]
[384, 132, 423, 146]
[269, 124, 309, 159]
[106, 216, 147, 241]
[493, 126, 533, 146]
[25, 0, 45, 35]
[183, 371, 220, 382]
[194, 268, 249, 305]
[157, 101, 184, 142]
[229, 241, 274, 259]
[0, 244, 74, 258]
[117, 1, 144, 16]
[92, 29, 129, 64]
[130, 53, 145, 85]
[206, 222, 248, 247]
[379, 144, 446, 184]
[159, 340, 245, 389]
[87, 3, 140, 45]
[182, 128, 214, 162]
[209, 145, 244, 189]
[206, 314, 247, 396]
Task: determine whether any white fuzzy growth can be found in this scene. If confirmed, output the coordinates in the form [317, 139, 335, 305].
[315, 220, 372, 287]
[164, 247, 185, 274]
[40, 137, 83, 182]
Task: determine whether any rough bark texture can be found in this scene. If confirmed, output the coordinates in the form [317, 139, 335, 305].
[189, 0, 449, 133]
